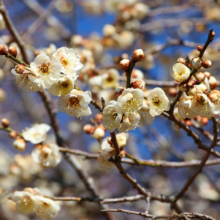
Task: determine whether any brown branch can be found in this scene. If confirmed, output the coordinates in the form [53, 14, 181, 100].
[173, 117, 219, 204]
[102, 209, 216, 220]
[47, 194, 145, 204]
[0, 0, 29, 64]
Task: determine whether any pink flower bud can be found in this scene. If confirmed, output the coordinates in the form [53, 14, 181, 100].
[15, 65, 26, 74]
[95, 113, 103, 123]
[13, 138, 26, 151]
[83, 124, 95, 134]
[0, 44, 7, 55]
[191, 57, 202, 69]
[195, 72, 205, 82]
[202, 60, 212, 69]
[177, 57, 186, 65]
[120, 59, 130, 72]
[209, 76, 217, 90]
[204, 72, 211, 79]
[132, 49, 144, 62]
[1, 118, 9, 128]
[131, 79, 145, 90]
[8, 45, 18, 57]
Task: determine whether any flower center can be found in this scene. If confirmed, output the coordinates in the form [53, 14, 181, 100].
[22, 196, 32, 206]
[112, 112, 118, 119]
[152, 97, 160, 105]
[68, 97, 80, 107]
[39, 63, 50, 74]
[61, 58, 69, 66]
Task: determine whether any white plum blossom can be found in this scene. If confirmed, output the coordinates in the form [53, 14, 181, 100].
[147, 88, 169, 117]
[12, 188, 60, 218]
[117, 88, 144, 115]
[173, 63, 191, 82]
[22, 124, 51, 144]
[98, 133, 128, 169]
[12, 66, 45, 92]
[48, 75, 75, 96]
[191, 93, 214, 118]
[119, 112, 140, 132]
[35, 196, 60, 219]
[12, 188, 39, 214]
[103, 101, 123, 132]
[30, 53, 62, 89]
[101, 69, 119, 89]
[53, 47, 83, 80]
[57, 89, 92, 118]
[178, 96, 197, 119]
[208, 90, 220, 114]
[138, 100, 155, 124]
[32, 143, 62, 167]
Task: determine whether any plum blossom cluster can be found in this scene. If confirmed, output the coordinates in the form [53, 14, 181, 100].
[11, 188, 60, 218]
[12, 123, 62, 168]
[102, 86, 169, 133]
[11, 47, 92, 118]
[173, 57, 219, 120]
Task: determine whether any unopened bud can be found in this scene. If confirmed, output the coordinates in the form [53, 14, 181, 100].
[209, 76, 217, 90]
[168, 88, 177, 97]
[120, 59, 130, 72]
[204, 72, 211, 79]
[197, 46, 203, 52]
[202, 60, 212, 69]
[132, 49, 144, 62]
[115, 87, 125, 98]
[0, 44, 7, 55]
[198, 84, 208, 93]
[191, 57, 202, 69]
[103, 24, 116, 37]
[185, 119, 192, 127]
[9, 131, 17, 139]
[131, 79, 145, 90]
[211, 31, 216, 39]
[13, 138, 26, 151]
[195, 72, 205, 82]
[177, 57, 186, 65]
[197, 116, 209, 127]
[92, 127, 105, 139]
[95, 113, 103, 123]
[1, 118, 9, 128]
[208, 90, 220, 102]
[15, 65, 26, 74]
[83, 124, 95, 134]
[8, 45, 17, 57]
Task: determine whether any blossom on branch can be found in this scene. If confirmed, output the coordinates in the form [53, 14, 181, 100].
[22, 124, 51, 144]
[117, 88, 144, 115]
[103, 100, 123, 132]
[53, 47, 83, 80]
[173, 63, 191, 82]
[147, 88, 169, 117]
[57, 89, 92, 118]
[30, 53, 61, 89]
[32, 143, 62, 167]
